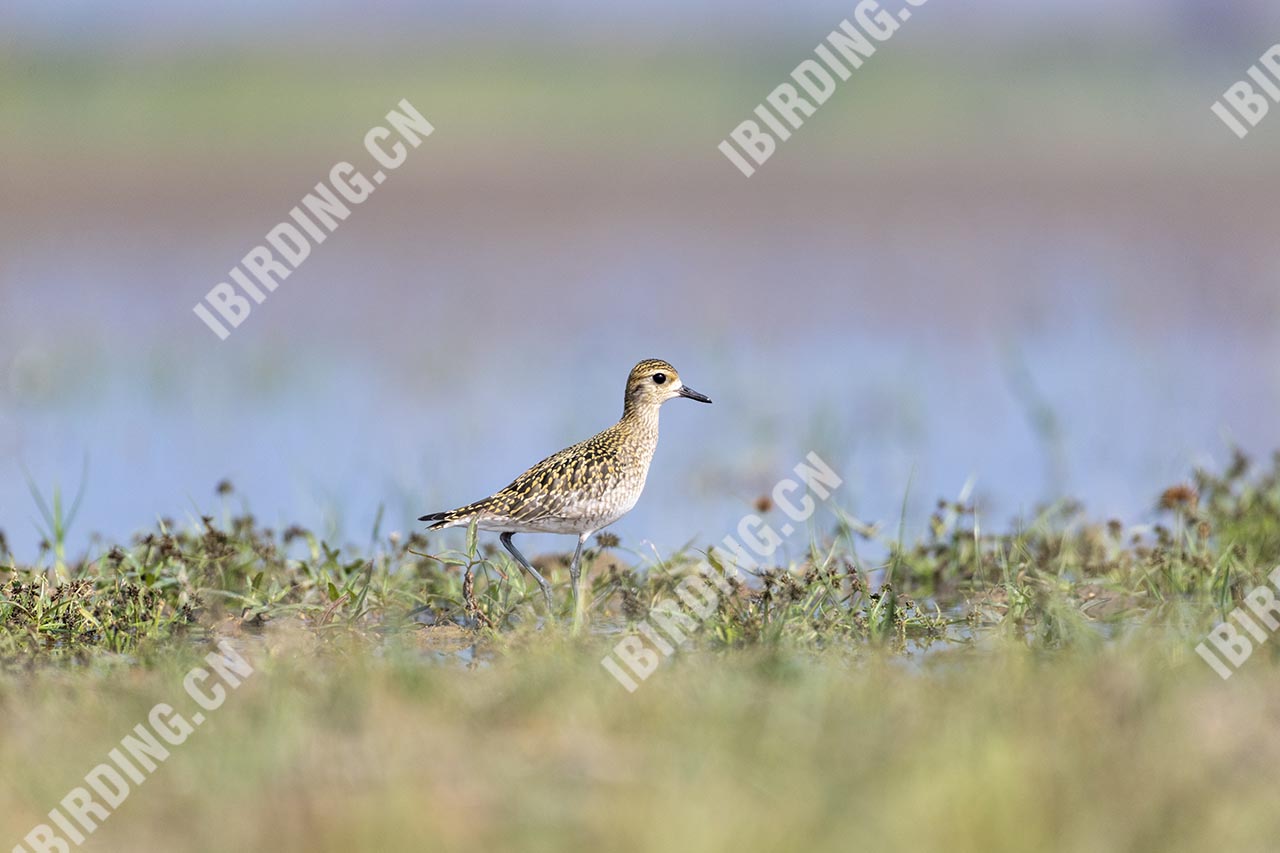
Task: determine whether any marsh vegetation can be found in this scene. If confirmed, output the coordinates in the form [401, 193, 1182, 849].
[2, 451, 1279, 849]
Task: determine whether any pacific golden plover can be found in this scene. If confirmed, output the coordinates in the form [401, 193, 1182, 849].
[418, 358, 712, 614]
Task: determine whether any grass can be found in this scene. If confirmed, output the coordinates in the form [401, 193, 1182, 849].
[2, 450, 1280, 850]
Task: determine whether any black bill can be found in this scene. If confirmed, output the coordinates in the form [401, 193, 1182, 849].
[678, 385, 712, 403]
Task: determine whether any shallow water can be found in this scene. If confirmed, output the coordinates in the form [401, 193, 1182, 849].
[2, 169, 1278, 563]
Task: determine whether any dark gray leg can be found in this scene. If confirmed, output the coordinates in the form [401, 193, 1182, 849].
[500, 532, 554, 614]
[569, 532, 591, 632]
[568, 533, 589, 605]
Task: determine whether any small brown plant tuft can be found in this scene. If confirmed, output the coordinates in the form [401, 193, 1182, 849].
[1158, 484, 1198, 513]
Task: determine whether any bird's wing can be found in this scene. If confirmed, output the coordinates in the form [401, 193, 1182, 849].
[498, 435, 620, 524]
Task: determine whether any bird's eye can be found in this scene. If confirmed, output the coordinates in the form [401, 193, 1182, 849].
[653, 373, 666, 385]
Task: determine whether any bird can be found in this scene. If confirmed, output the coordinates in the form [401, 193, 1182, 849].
[418, 358, 711, 619]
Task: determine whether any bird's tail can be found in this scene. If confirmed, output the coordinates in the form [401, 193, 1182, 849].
[417, 498, 494, 530]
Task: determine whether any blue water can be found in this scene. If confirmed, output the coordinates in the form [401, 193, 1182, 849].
[3, 200, 1278, 565]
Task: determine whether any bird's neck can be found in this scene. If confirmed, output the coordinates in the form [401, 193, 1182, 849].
[620, 401, 661, 446]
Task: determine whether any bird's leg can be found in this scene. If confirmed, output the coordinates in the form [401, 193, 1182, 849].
[568, 535, 587, 603]
[500, 532, 554, 616]
[569, 532, 590, 634]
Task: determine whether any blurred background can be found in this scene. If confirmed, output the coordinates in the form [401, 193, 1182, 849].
[2, 1, 1279, 561]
